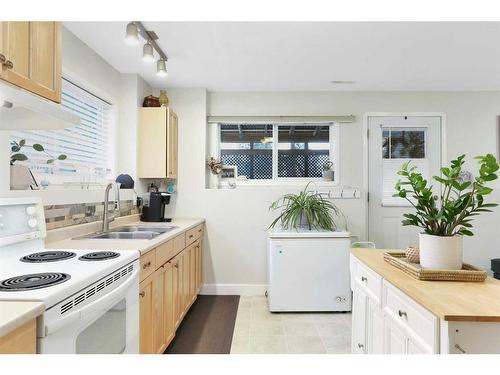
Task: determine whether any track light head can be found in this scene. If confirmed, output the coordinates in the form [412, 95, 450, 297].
[142, 42, 155, 62]
[124, 22, 140, 45]
[157, 59, 168, 77]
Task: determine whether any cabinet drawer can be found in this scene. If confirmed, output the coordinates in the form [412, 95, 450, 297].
[354, 260, 382, 305]
[173, 233, 186, 256]
[140, 250, 156, 281]
[383, 280, 438, 351]
[156, 240, 174, 267]
[185, 228, 197, 245]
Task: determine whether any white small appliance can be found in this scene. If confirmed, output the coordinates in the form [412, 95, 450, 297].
[267, 229, 352, 312]
[0, 197, 140, 354]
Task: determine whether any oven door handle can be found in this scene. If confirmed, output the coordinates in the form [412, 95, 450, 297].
[45, 269, 138, 335]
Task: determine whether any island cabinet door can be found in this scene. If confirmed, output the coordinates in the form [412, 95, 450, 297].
[384, 317, 406, 354]
[366, 298, 384, 354]
[351, 284, 367, 353]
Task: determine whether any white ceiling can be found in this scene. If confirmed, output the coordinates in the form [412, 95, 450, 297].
[64, 22, 500, 91]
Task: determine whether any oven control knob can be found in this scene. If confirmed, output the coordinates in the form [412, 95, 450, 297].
[26, 206, 37, 216]
[27, 218, 38, 229]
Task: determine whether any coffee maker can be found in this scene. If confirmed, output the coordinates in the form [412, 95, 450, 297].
[140, 192, 171, 222]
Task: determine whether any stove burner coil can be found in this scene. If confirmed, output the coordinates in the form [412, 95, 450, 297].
[20, 251, 76, 263]
[0, 273, 71, 291]
[79, 251, 120, 261]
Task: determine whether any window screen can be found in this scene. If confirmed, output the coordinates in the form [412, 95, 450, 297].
[10, 79, 114, 184]
[277, 125, 330, 178]
[220, 124, 273, 180]
[218, 123, 335, 181]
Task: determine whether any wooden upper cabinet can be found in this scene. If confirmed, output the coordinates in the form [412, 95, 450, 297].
[0, 21, 62, 103]
[138, 107, 178, 179]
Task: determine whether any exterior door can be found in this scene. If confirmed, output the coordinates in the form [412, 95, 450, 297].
[368, 115, 442, 249]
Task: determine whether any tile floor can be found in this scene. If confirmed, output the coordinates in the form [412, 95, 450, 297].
[230, 295, 352, 354]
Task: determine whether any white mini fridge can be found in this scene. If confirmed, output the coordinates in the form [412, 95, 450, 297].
[267, 229, 352, 312]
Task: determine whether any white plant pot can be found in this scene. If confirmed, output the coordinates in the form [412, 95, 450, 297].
[419, 233, 463, 270]
[322, 170, 334, 181]
[10, 165, 34, 190]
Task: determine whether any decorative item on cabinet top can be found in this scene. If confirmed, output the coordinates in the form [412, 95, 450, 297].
[142, 95, 160, 107]
[159, 90, 169, 107]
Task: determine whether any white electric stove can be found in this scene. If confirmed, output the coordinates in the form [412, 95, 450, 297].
[0, 197, 140, 354]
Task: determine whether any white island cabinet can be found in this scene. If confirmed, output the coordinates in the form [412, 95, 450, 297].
[351, 249, 500, 354]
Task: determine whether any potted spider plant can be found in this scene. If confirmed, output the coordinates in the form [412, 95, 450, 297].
[394, 154, 498, 270]
[269, 183, 345, 231]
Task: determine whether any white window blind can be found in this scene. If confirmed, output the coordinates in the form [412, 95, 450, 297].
[10, 79, 114, 184]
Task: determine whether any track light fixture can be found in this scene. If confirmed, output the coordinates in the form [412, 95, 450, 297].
[157, 59, 168, 77]
[125, 21, 169, 78]
[124, 22, 139, 45]
[142, 42, 155, 62]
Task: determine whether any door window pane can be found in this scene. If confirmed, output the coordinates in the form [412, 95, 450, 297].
[382, 128, 426, 159]
[277, 125, 330, 178]
[75, 298, 127, 354]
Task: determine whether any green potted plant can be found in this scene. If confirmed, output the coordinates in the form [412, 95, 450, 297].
[394, 154, 498, 269]
[269, 183, 345, 231]
[10, 139, 67, 190]
[321, 159, 334, 181]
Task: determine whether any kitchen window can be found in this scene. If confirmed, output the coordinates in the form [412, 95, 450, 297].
[217, 122, 338, 183]
[10, 79, 115, 188]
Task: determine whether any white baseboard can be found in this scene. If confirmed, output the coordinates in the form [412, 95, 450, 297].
[199, 283, 267, 296]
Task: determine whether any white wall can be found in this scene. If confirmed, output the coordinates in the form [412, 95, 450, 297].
[0, 27, 152, 204]
[169, 90, 500, 293]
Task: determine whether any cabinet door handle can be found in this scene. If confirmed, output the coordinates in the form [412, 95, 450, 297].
[174, 262, 179, 268]
[398, 310, 407, 318]
[189, 234, 194, 239]
[454, 344, 466, 354]
[361, 276, 368, 282]
[357, 343, 364, 349]
[142, 261, 151, 269]
[3, 60, 13, 70]
[139, 291, 146, 298]
[0, 54, 5, 64]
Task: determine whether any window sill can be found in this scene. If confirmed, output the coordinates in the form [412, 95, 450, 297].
[209, 178, 339, 188]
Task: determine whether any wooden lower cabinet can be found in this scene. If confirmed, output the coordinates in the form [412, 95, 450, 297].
[139, 278, 153, 354]
[139, 226, 203, 354]
[163, 262, 175, 346]
[0, 319, 37, 354]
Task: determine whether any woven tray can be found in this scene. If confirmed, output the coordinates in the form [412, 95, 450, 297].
[383, 251, 487, 282]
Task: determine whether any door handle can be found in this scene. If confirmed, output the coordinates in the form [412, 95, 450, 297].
[0, 54, 5, 64]
[3, 60, 13, 70]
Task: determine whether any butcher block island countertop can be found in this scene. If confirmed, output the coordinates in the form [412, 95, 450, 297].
[351, 248, 500, 322]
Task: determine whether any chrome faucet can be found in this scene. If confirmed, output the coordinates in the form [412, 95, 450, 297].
[102, 182, 121, 232]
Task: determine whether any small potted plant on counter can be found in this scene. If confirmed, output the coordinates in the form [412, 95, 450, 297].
[321, 159, 334, 181]
[394, 154, 498, 270]
[269, 183, 346, 231]
[10, 139, 67, 190]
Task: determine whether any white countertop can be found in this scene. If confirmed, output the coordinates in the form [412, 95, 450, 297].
[46, 217, 205, 255]
[0, 301, 44, 337]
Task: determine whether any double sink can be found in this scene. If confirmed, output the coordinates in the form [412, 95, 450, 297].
[75, 225, 178, 240]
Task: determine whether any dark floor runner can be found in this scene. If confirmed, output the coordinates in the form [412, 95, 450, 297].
[165, 295, 240, 354]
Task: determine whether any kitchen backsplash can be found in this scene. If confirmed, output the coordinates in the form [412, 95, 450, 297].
[44, 200, 139, 230]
